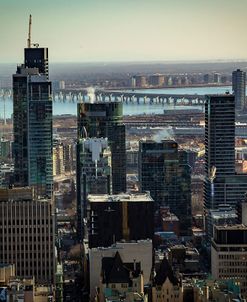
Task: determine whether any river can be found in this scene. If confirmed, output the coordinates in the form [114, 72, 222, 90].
[0, 86, 232, 118]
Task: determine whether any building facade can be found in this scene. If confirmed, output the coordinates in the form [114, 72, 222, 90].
[87, 192, 154, 248]
[89, 239, 152, 301]
[211, 225, 247, 298]
[139, 140, 191, 235]
[13, 47, 52, 199]
[204, 94, 247, 227]
[0, 187, 55, 284]
[232, 69, 246, 111]
[77, 138, 112, 237]
[77, 102, 126, 194]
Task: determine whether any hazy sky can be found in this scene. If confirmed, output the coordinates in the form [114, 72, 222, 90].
[0, 0, 247, 63]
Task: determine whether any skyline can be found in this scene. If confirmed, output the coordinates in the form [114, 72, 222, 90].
[1, 0, 247, 63]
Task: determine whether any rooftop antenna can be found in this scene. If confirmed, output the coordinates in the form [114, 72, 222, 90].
[27, 14, 32, 48]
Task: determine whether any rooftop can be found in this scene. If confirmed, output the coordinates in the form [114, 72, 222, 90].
[215, 224, 247, 231]
[87, 192, 153, 203]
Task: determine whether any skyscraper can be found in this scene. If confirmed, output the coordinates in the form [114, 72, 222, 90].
[138, 140, 191, 235]
[232, 69, 246, 111]
[76, 101, 126, 239]
[204, 94, 247, 239]
[77, 102, 126, 193]
[205, 94, 235, 180]
[13, 16, 53, 198]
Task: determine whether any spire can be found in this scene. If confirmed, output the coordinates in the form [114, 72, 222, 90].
[27, 14, 32, 48]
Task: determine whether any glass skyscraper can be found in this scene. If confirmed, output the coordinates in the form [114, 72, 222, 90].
[13, 47, 53, 198]
[76, 102, 126, 239]
[232, 69, 246, 111]
[138, 140, 191, 235]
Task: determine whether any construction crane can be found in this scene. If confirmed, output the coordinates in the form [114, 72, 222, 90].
[27, 14, 32, 48]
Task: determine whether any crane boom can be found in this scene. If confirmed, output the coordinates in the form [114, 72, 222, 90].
[27, 14, 32, 48]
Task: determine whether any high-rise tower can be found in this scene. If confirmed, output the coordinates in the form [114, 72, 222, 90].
[204, 94, 247, 238]
[232, 69, 246, 111]
[76, 101, 126, 239]
[77, 102, 126, 193]
[138, 140, 191, 235]
[13, 16, 53, 198]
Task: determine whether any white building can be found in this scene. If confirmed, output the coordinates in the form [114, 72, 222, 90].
[88, 239, 152, 301]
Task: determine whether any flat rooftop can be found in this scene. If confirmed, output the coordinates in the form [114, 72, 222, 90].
[215, 224, 247, 231]
[87, 192, 153, 203]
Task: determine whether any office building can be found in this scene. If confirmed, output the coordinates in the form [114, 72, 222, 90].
[89, 239, 152, 300]
[232, 69, 246, 110]
[87, 192, 154, 248]
[211, 225, 247, 298]
[204, 95, 247, 213]
[205, 94, 235, 180]
[13, 24, 52, 198]
[207, 204, 237, 239]
[139, 140, 191, 235]
[77, 102, 126, 194]
[0, 187, 55, 284]
[77, 138, 112, 237]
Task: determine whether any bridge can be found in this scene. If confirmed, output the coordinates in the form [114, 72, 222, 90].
[0, 88, 206, 106]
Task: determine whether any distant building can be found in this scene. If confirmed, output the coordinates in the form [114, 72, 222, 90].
[0, 139, 12, 160]
[149, 74, 165, 87]
[53, 144, 64, 176]
[88, 239, 152, 301]
[213, 73, 221, 84]
[0, 187, 55, 284]
[139, 140, 192, 235]
[63, 143, 75, 172]
[131, 75, 147, 88]
[211, 224, 247, 298]
[87, 192, 154, 248]
[203, 74, 210, 84]
[232, 69, 246, 110]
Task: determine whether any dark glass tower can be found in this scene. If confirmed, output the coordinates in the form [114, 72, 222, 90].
[76, 102, 126, 239]
[13, 47, 52, 198]
[77, 102, 126, 193]
[138, 140, 192, 235]
[204, 94, 235, 210]
[232, 69, 246, 111]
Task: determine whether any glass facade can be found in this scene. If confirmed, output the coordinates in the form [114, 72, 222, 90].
[139, 140, 191, 235]
[13, 56, 52, 199]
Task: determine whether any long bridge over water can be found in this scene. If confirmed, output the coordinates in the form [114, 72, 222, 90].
[0, 88, 206, 106]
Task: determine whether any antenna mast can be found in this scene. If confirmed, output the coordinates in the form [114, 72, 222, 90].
[27, 14, 32, 48]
